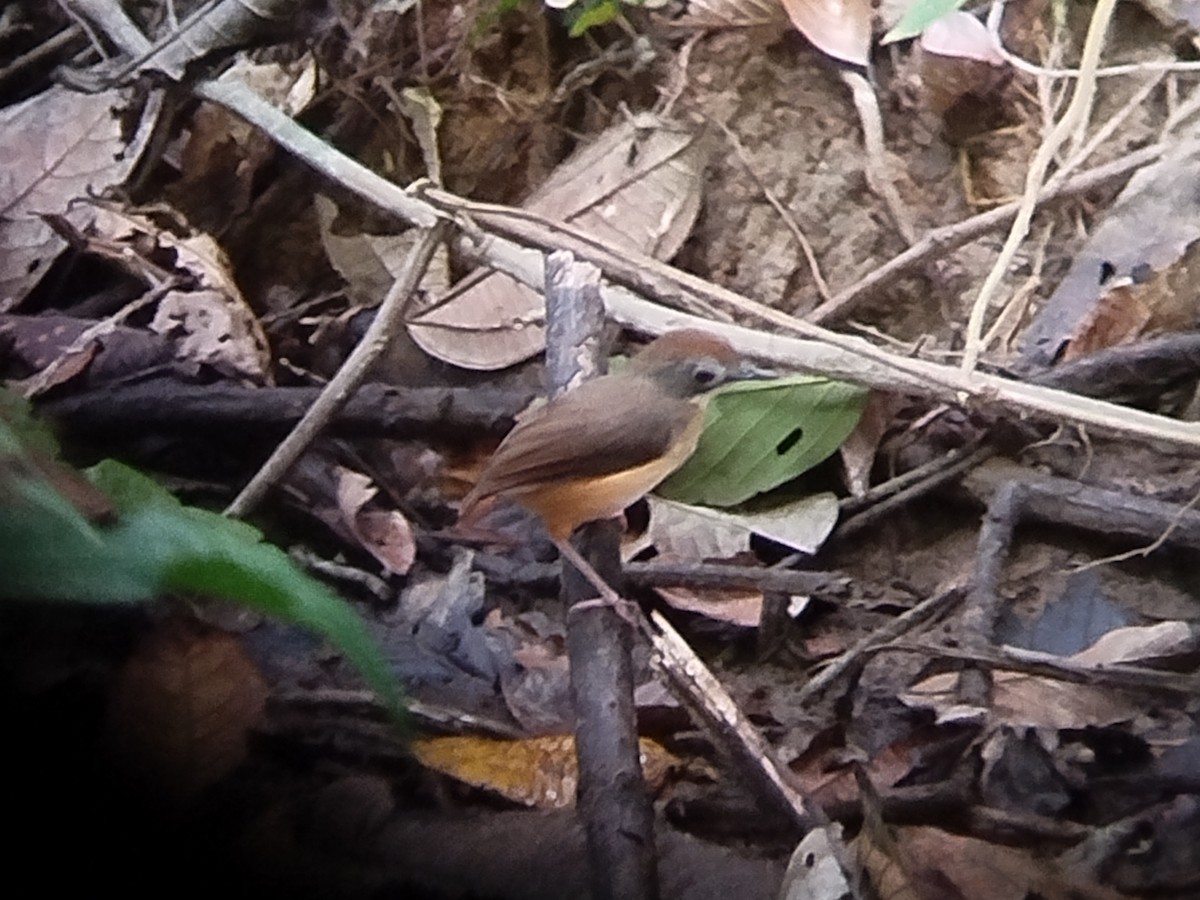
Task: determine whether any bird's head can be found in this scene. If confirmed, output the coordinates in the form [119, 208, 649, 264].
[628, 329, 774, 399]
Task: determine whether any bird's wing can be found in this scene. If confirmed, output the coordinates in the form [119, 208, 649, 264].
[467, 375, 698, 502]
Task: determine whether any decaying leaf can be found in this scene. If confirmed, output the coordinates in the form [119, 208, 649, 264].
[105, 617, 269, 802]
[779, 0, 873, 66]
[1135, 0, 1200, 31]
[71, 205, 272, 382]
[779, 824, 855, 900]
[0, 85, 158, 310]
[335, 467, 416, 576]
[682, 0, 790, 29]
[654, 579, 764, 627]
[411, 734, 676, 808]
[174, 56, 317, 225]
[1021, 141, 1200, 368]
[897, 618, 1187, 730]
[315, 194, 451, 306]
[396, 86, 445, 186]
[865, 826, 1129, 900]
[644, 493, 839, 560]
[151, 289, 271, 382]
[407, 115, 709, 369]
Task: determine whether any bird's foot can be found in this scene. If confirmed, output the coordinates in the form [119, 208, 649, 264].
[553, 537, 643, 630]
[569, 592, 643, 629]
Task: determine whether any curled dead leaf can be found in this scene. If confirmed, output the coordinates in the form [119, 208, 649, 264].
[412, 734, 676, 808]
[407, 115, 709, 370]
[0, 85, 158, 310]
[779, 0, 873, 66]
[335, 467, 416, 575]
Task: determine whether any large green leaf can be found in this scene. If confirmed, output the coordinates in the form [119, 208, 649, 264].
[659, 376, 868, 507]
[883, 0, 969, 43]
[0, 404, 402, 718]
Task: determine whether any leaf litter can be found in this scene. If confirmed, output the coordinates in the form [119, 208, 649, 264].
[11, 0, 1200, 897]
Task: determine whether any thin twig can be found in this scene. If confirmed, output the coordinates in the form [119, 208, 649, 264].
[792, 586, 965, 707]
[836, 446, 996, 539]
[987, 0, 1200, 80]
[19, 282, 176, 398]
[708, 116, 832, 303]
[648, 610, 819, 828]
[0, 24, 84, 88]
[961, 0, 1118, 373]
[807, 142, 1163, 324]
[226, 223, 447, 517]
[180, 79, 1200, 453]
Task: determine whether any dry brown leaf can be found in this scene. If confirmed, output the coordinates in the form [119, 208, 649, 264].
[903, 623, 1193, 729]
[151, 288, 271, 382]
[855, 802, 925, 900]
[779, 0, 873, 66]
[335, 467, 416, 575]
[655, 583, 764, 627]
[684, 0, 790, 28]
[78, 205, 271, 381]
[396, 86, 444, 186]
[1022, 142, 1200, 367]
[1070, 620, 1193, 666]
[411, 734, 676, 808]
[105, 618, 268, 802]
[408, 115, 708, 370]
[878, 827, 1131, 900]
[0, 85, 157, 310]
[839, 391, 900, 498]
[315, 194, 451, 307]
[902, 669, 1138, 730]
[169, 57, 316, 230]
[1061, 280, 1158, 362]
[643, 493, 839, 560]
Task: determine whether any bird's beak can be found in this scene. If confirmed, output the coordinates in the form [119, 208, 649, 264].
[736, 360, 779, 381]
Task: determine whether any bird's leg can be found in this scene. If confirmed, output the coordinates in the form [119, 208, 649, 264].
[551, 536, 642, 627]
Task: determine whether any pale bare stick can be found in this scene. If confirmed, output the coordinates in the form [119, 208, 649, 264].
[808, 142, 1162, 324]
[987, 0, 1200, 80]
[961, 0, 1118, 374]
[841, 69, 917, 245]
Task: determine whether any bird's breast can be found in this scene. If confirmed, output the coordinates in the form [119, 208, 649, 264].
[517, 402, 706, 540]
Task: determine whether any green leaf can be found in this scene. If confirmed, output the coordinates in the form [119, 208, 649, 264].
[0, 403, 402, 719]
[566, 0, 622, 36]
[93, 461, 403, 718]
[882, 0, 968, 43]
[659, 376, 868, 507]
[0, 390, 62, 459]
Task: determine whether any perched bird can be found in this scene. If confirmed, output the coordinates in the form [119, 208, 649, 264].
[459, 328, 771, 605]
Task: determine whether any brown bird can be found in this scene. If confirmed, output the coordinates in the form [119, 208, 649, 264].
[459, 328, 770, 606]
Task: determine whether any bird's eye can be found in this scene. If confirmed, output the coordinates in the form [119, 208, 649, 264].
[693, 366, 718, 385]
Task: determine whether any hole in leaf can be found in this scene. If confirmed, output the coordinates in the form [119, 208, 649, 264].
[776, 427, 804, 455]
